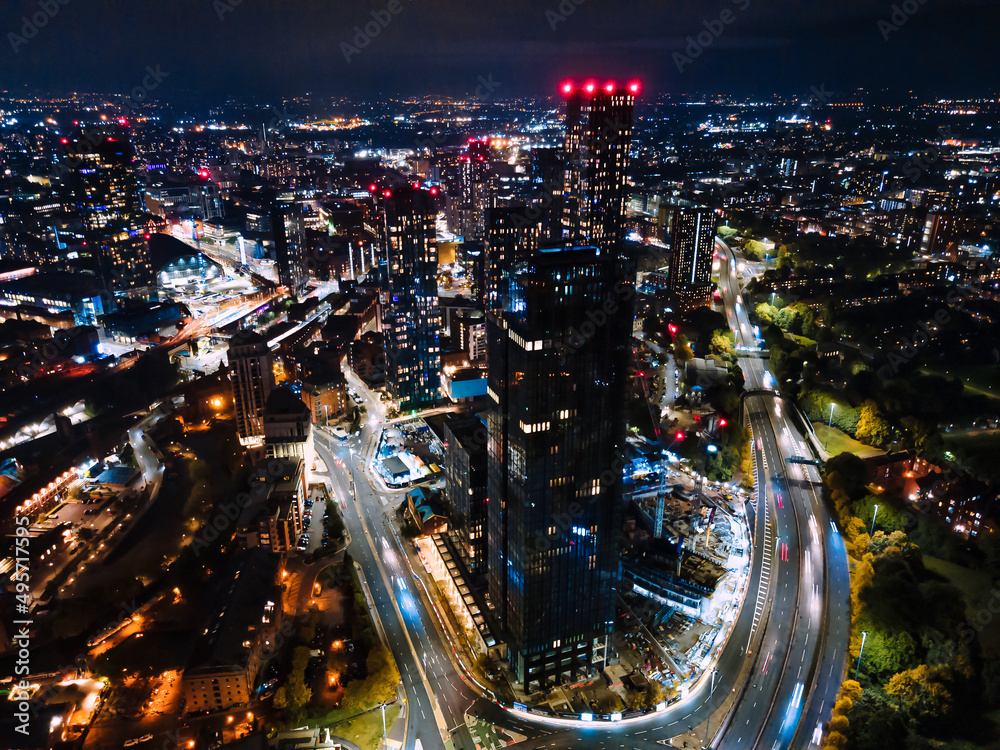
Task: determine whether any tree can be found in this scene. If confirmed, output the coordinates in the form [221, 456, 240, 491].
[673, 334, 694, 363]
[709, 329, 735, 355]
[755, 302, 778, 324]
[885, 665, 952, 725]
[856, 400, 891, 448]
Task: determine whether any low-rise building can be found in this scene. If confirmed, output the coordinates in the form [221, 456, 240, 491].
[236, 457, 306, 554]
[181, 549, 280, 712]
[263, 386, 314, 467]
[301, 371, 348, 425]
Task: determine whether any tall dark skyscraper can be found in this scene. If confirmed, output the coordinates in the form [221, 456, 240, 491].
[379, 186, 441, 411]
[271, 202, 308, 296]
[561, 79, 639, 253]
[486, 243, 629, 689]
[666, 206, 717, 289]
[486, 80, 637, 690]
[63, 123, 153, 297]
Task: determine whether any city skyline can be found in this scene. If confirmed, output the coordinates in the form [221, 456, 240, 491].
[1, 5, 999, 749]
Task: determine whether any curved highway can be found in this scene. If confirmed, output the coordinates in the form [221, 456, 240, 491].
[314, 241, 850, 749]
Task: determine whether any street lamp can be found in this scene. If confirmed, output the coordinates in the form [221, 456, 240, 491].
[855, 631, 869, 679]
[870, 505, 879, 536]
[825, 403, 835, 450]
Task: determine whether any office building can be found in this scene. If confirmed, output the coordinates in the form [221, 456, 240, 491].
[63, 123, 154, 297]
[378, 186, 441, 411]
[229, 331, 276, 448]
[486, 243, 630, 690]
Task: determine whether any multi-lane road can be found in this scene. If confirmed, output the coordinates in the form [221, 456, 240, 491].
[716, 239, 851, 747]
[315, 240, 850, 749]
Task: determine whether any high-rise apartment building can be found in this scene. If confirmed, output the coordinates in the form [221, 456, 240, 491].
[486, 243, 630, 689]
[561, 80, 639, 254]
[484, 205, 541, 314]
[666, 206, 716, 289]
[63, 123, 154, 297]
[449, 138, 495, 241]
[485, 80, 638, 690]
[378, 186, 441, 411]
[229, 331, 276, 448]
[271, 202, 308, 295]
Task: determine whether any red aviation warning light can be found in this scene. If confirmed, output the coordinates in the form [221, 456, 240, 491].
[668, 324, 678, 335]
[368, 183, 377, 193]
[628, 80, 641, 95]
[675, 431, 685, 441]
[60, 138, 68, 144]
[718, 418, 728, 428]
[429, 186, 439, 195]
[604, 81, 616, 94]
[383, 189, 392, 198]
[560, 80, 574, 95]
[584, 80, 596, 94]
[198, 168, 210, 179]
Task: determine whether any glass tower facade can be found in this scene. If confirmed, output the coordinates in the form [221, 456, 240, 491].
[487, 244, 631, 689]
[485, 81, 636, 690]
[379, 186, 441, 411]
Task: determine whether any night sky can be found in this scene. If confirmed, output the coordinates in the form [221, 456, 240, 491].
[2, 0, 997, 102]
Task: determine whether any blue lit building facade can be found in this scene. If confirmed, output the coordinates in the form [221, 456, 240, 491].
[379, 187, 441, 411]
[486, 82, 636, 690]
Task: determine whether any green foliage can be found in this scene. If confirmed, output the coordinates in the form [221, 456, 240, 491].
[755, 302, 778, 324]
[672, 333, 693, 363]
[341, 642, 400, 713]
[325, 499, 346, 540]
[885, 665, 952, 725]
[856, 400, 891, 449]
[709, 329, 735, 355]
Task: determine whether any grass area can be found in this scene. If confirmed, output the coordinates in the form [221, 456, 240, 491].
[924, 556, 1000, 658]
[785, 332, 817, 347]
[922, 364, 1000, 401]
[326, 704, 399, 750]
[812, 421, 883, 458]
